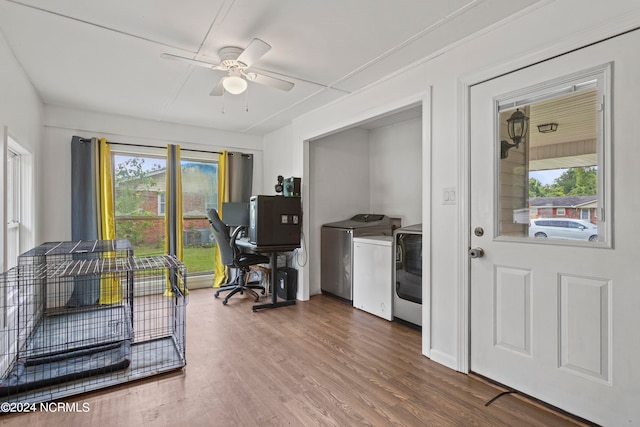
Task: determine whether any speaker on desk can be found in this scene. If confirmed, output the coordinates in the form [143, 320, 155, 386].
[277, 267, 297, 300]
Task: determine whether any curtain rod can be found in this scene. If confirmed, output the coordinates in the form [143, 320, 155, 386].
[78, 137, 250, 157]
[106, 141, 222, 155]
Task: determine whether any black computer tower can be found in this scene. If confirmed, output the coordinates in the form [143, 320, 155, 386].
[249, 195, 302, 246]
[277, 267, 297, 300]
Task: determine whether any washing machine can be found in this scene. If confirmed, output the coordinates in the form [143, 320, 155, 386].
[321, 214, 393, 303]
[393, 224, 422, 326]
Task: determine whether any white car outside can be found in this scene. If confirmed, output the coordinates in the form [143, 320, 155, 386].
[529, 218, 598, 241]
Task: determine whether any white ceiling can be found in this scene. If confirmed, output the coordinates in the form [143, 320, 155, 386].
[0, 0, 538, 135]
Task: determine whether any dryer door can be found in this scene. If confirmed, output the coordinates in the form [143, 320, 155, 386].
[393, 232, 422, 326]
[395, 233, 422, 304]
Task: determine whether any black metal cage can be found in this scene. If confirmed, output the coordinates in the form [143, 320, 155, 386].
[0, 240, 187, 403]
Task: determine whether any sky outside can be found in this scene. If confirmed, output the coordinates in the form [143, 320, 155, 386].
[529, 168, 566, 185]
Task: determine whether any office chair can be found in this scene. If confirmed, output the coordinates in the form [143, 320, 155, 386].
[207, 208, 270, 305]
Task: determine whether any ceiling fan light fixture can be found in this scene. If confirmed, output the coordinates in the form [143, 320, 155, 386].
[222, 75, 247, 94]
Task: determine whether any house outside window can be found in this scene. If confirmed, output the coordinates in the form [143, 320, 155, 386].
[556, 208, 566, 216]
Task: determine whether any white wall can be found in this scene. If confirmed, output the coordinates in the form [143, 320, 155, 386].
[307, 127, 370, 298]
[41, 105, 264, 243]
[262, 124, 300, 192]
[369, 117, 422, 226]
[264, 0, 640, 370]
[0, 31, 43, 266]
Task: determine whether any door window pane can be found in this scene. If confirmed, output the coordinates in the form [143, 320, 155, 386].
[180, 159, 218, 274]
[113, 154, 166, 257]
[496, 71, 607, 244]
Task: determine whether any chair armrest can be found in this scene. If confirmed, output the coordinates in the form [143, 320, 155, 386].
[230, 225, 246, 245]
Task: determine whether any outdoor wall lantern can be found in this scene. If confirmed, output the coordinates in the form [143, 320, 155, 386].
[500, 108, 529, 159]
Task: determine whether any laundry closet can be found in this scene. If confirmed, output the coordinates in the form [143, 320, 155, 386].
[308, 104, 424, 327]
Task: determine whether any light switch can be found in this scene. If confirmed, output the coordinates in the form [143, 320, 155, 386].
[443, 187, 456, 205]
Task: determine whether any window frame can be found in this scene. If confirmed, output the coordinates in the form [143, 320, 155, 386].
[3, 136, 34, 271]
[494, 64, 612, 248]
[2, 134, 34, 333]
[110, 145, 220, 278]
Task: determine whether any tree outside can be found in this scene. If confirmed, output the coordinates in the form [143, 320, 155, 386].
[114, 157, 163, 246]
[529, 167, 597, 198]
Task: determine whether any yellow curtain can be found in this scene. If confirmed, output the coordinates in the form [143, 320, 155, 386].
[213, 150, 229, 288]
[164, 144, 187, 296]
[97, 138, 121, 304]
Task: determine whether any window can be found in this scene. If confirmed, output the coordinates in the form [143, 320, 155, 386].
[180, 159, 218, 274]
[2, 136, 34, 332]
[498, 65, 610, 245]
[113, 153, 166, 258]
[6, 148, 20, 270]
[112, 149, 218, 276]
[4, 137, 32, 270]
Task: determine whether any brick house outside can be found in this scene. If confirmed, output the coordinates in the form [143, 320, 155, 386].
[115, 163, 218, 246]
[529, 195, 598, 224]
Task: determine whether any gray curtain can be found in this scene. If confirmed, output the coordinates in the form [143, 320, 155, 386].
[71, 136, 99, 241]
[69, 136, 100, 306]
[227, 152, 253, 202]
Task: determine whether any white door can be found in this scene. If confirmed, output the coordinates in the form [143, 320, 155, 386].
[470, 30, 640, 426]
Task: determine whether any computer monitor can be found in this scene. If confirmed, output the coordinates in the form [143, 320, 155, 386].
[221, 202, 250, 227]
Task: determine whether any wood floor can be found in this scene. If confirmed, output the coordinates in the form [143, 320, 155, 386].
[1, 288, 590, 426]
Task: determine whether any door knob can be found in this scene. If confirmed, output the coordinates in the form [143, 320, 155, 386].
[469, 247, 485, 258]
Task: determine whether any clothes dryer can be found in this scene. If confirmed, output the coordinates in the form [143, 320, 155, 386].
[393, 224, 422, 326]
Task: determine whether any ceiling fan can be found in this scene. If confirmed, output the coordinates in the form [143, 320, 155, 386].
[161, 38, 295, 96]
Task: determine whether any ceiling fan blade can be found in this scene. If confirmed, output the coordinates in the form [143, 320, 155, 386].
[249, 72, 295, 92]
[237, 38, 271, 67]
[161, 53, 225, 70]
[209, 77, 225, 96]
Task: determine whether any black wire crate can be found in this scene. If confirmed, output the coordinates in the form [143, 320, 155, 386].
[0, 240, 187, 403]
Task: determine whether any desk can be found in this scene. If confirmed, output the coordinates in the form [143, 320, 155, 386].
[236, 237, 300, 312]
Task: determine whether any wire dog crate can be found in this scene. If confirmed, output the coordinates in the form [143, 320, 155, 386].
[0, 240, 187, 403]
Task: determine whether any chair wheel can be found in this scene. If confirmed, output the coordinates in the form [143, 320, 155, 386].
[261, 289, 266, 295]
[214, 291, 220, 298]
[222, 300, 228, 305]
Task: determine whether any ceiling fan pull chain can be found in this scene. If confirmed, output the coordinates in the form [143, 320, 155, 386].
[245, 87, 249, 112]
